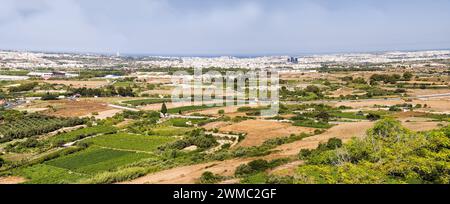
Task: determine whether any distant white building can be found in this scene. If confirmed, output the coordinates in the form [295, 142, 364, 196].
[103, 74, 123, 79]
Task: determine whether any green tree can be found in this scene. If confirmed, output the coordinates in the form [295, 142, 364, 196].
[305, 85, 320, 95]
[403, 72, 413, 81]
[199, 171, 222, 184]
[0, 157, 5, 167]
[315, 111, 331, 122]
[161, 102, 168, 115]
[366, 113, 381, 121]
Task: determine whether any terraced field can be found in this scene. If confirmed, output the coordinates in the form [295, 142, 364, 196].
[85, 133, 176, 152]
[12, 132, 178, 183]
[46, 147, 151, 174]
[18, 164, 88, 184]
[48, 125, 118, 145]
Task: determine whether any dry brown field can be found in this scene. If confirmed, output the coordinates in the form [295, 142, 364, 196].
[28, 99, 113, 117]
[39, 80, 109, 88]
[219, 120, 316, 147]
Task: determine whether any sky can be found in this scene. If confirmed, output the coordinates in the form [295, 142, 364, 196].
[0, 0, 450, 56]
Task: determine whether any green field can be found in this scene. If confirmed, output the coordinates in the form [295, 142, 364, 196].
[123, 98, 170, 106]
[47, 125, 117, 145]
[46, 147, 151, 174]
[150, 126, 192, 136]
[85, 133, 176, 152]
[168, 105, 217, 114]
[165, 118, 208, 127]
[331, 112, 367, 120]
[114, 81, 134, 87]
[18, 164, 88, 184]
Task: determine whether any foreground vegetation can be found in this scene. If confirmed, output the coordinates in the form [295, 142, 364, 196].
[239, 119, 450, 184]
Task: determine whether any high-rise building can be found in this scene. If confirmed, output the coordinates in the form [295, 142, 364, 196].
[288, 57, 299, 64]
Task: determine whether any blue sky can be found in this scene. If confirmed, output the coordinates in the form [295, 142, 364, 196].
[0, 0, 449, 55]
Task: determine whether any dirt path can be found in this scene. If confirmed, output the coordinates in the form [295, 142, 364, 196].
[121, 158, 253, 184]
[0, 176, 27, 184]
[121, 121, 374, 184]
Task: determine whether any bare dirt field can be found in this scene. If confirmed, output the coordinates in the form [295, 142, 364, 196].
[40, 80, 109, 88]
[268, 122, 374, 159]
[334, 99, 405, 109]
[140, 89, 174, 96]
[87, 109, 123, 119]
[413, 98, 450, 112]
[121, 158, 253, 184]
[202, 121, 232, 130]
[30, 99, 113, 117]
[402, 121, 446, 132]
[0, 176, 27, 184]
[408, 89, 450, 97]
[141, 78, 172, 84]
[191, 105, 242, 116]
[219, 120, 316, 147]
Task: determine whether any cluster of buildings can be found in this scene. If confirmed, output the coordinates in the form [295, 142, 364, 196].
[300, 50, 450, 64]
[0, 50, 449, 72]
[27, 71, 79, 79]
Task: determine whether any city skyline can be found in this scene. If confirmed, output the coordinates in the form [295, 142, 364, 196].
[1, 0, 450, 55]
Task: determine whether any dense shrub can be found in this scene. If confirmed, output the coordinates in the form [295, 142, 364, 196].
[41, 93, 59, 101]
[235, 164, 254, 177]
[235, 159, 271, 177]
[161, 129, 218, 150]
[0, 113, 86, 142]
[199, 171, 223, 184]
[295, 119, 450, 184]
[248, 159, 270, 172]
[366, 113, 381, 121]
[8, 82, 38, 92]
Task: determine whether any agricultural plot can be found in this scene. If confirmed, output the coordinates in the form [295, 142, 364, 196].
[47, 125, 117, 145]
[164, 118, 209, 127]
[113, 81, 134, 87]
[38, 100, 113, 117]
[219, 120, 316, 147]
[85, 133, 177, 152]
[150, 126, 192, 136]
[40, 80, 109, 89]
[0, 114, 85, 142]
[330, 112, 367, 120]
[17, 164, 88, 184]
[123, 98, 170, 106]
[168, 105, 217, 114]
[45, 147, 151, 174]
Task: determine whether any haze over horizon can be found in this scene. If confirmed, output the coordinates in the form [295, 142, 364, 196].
[1, 0, 450, 55]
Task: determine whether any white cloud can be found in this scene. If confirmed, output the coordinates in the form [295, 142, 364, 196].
[0, 0, 449, 55]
